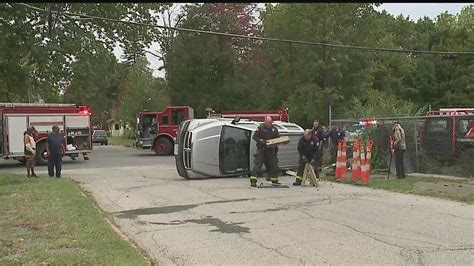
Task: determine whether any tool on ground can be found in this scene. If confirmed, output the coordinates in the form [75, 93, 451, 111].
[301, 163, 319, 187]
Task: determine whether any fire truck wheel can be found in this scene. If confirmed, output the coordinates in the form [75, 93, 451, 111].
[154, 137, 173, 156]
[36, 142, 48, 166]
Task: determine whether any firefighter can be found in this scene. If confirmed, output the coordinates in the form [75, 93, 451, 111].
[311, 120, 324, 171]
[47, 125, 66, 178]
[293, 129, 320, 186]
[392, 121, 406, 179]
[24, 126, 38, 178]
[249, 116, 280, 187]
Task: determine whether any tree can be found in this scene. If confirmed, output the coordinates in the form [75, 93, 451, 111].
[165, 3, 269, 116]
[261, 3, 381, 125]
[64, 47, 124, 127]
[0, 3, 166, 101]
[344, 88, 417, 118]
[114, 58, 170, 129]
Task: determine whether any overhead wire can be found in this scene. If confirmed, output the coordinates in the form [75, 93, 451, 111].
[16, 2, 474, 56]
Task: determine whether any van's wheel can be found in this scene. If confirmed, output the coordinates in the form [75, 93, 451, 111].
[154, 138, 173, 156]
[36, 142, 48, 166]
[17, 158, 26, 164]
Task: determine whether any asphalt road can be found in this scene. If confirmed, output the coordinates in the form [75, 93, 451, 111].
[0, 144, 173, 174]
[2, 146, 473, 264]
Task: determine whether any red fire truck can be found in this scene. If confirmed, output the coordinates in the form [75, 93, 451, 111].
[207, 108, 289, 122]
[418, 108, 474, 159]
[0, 103, 93, 165]
[135, 106, 194, 155]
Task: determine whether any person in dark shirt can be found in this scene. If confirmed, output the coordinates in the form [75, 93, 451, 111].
[321, 126, 329, 149]
[311, 120, 323, 144]
[47, 125, 66, 178]
[311, 120, 323, 170]
[328, 124, 345, 167]
[249, 116, 280, 187]
[293, 129, 320, 186]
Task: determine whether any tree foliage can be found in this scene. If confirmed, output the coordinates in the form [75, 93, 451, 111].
[63, 47, 124, 127]
[0, 3, 166, 102]
[114, 58, 170, 128]
[0, 3, 473, 129]
[165, 3, 270, 117]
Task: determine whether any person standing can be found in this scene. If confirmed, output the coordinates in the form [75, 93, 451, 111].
[24, 126, 37, 178]
[249, 116, 280, 187]
[328, 124, 345, 168]
[392, 122, 406, 179]
[321, 126, 329, 150]
[311, 120, 324, 171]
[47, 125, 66, 178]
[293, 129, 320, 186]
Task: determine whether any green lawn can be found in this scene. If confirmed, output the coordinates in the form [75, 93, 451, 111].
[108, 136, 134, 147]
[0, 174, 150, 265]
[323, 174, 474, 204]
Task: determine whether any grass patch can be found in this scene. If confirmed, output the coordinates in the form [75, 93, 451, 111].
[108, 136, 134, 148]
[323, 174, 474, 204]
[0, 174, 149, 265]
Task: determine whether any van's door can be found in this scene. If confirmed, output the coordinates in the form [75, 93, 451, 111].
[5, 115, 28, 156]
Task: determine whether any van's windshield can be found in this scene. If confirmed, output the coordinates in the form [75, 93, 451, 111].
[219, 126, 251, 174]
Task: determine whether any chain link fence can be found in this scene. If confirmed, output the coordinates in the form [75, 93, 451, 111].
[331, 115, 474, 178]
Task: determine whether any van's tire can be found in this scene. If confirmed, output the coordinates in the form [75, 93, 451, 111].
[154, 138, 173, 156]
[17, 158, 26, 164]
[36, 142, 48, 166]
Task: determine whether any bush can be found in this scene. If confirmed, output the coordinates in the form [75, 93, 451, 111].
[122, 128, 136, 139]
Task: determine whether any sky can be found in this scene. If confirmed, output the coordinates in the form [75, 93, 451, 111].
[113, 3, 471, 78]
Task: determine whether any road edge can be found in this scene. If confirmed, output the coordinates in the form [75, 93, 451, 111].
[70, 178, 158, 266]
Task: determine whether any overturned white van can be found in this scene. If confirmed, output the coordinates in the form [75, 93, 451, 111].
[175, 118, 304, 179]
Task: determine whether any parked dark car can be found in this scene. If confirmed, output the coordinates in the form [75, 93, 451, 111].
[93, 130, 108, 145]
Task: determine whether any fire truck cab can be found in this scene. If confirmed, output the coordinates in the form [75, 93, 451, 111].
[0, 103, 93, 165]
[135, 106, 194, 155]
[418, 108, 474, 158]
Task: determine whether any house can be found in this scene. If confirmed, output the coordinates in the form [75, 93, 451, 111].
[106, 119, 129, 137]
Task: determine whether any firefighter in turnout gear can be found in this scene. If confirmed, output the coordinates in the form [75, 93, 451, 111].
[293, 129, 320, 186]
[249, 116, 280, 187]
[311, 120, 324, 171]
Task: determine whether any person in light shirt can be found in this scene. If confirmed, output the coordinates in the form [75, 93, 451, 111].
[24, 126, 38, 178]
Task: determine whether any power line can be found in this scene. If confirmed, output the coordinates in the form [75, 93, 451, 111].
[16, 3, 474, 56]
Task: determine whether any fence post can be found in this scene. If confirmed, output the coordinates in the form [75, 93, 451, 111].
[328, 105, 332, 127]
[414, 121, 419, 172]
